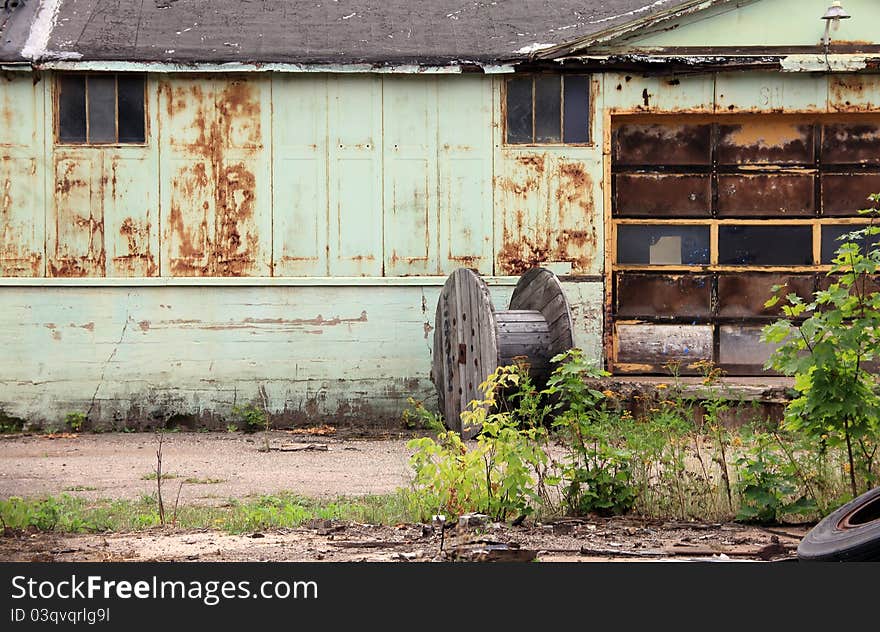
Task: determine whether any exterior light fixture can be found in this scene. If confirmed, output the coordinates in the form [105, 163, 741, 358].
[822, 1, 851, 47]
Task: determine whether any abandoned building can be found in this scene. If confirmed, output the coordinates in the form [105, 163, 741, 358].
[1, 0, 880, 429]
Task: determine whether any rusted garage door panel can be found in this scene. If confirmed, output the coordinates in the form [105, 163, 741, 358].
[614, 173, 711, 218]
[717, 274, 813, 318]
[612, 124, 712, 166]
[822, 122, 880, 165]
[717, 173, 815, 218]
[159, 77, 270, 277]
[822, 173, 880, 216]
[717, 121, 814, 165]
[615, 273, 712, 319]
[614, 323, 713, 374]
[718, 324, 781, 375]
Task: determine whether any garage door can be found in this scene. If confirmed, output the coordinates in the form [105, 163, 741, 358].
[609, 114, 880, 375]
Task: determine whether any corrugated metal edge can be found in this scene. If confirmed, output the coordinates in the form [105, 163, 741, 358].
[34, 60, 517, 74]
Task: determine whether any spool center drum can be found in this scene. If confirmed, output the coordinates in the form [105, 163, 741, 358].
[431, 267, 574, 438]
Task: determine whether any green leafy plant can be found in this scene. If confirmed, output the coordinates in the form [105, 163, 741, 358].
[402, 397, 445, 432]
[734, 428, 817, 524]
[408, 364, 552, 522]
[544, 349, 637, 516]
[65, 412, 86, 433]
[763, 201, 880, 498]
[232, 404, 267, 434]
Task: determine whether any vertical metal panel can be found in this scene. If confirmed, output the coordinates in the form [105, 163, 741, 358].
[159, 76, 270, 276]
[495, 151, 601, 276]
[328, 75, 383, 277]
[383, 77, 438, 276]
[49, 154, 104, 276]
[105, 154, 159, 277]
[437, 75, 494, 275]
[272, 75, 329, 276]
[715, 73, 828, 113]
[0, 75, 44, 276]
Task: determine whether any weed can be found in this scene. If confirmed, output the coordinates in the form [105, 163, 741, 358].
[65, 412, 86, 433]
[141, 472, 181, 481]
[763, 204, 880, 498]
[184, 477, 225, 485]
[734, 427, 817, 524]
[0, 491, 425, 534]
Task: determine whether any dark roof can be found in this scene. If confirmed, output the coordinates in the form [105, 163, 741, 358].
[2, 0, 694, 65]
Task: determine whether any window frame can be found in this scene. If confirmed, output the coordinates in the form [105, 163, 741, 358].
[502, 73, 594, 147]
[54, 73, 148, 147]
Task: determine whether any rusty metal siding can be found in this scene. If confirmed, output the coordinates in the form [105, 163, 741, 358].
[494, 76, 605, 277]
[0, 74, 44, 277]
[159, 76, 271, 277]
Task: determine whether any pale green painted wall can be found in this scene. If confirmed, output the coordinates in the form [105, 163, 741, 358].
[611, 0, 880, 49]
[2, 62, 880, 427]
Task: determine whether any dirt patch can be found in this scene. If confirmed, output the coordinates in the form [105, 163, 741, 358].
[0, 431, 417, 501]
[0, 519, 806, 563]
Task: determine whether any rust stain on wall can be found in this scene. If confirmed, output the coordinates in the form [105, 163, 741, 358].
[50, 161, 105, 277]
[498, 153, 596, 275]
[116, 218, 157, 276]
[163, 78, 263, 276]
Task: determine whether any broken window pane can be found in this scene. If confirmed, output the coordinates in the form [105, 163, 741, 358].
[534, 75, 561, 143]
[617, 225, 710, 265]
[117, 75, 146, 143]
[87, 75, 117, 143]
[718, 225, 812, 265]
[58, 75, 86, 143]
[821, 224, 880, 263]
[506, 78, 533, 144]
[563, 76, 590, 143]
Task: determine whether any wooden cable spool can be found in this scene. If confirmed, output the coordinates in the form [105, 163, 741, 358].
[431, 267, 575, 438]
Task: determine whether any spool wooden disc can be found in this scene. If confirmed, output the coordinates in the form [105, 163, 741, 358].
[431, 268, 499, 438]
[431, 267, 575, 438]
[508, 267, 575, 368]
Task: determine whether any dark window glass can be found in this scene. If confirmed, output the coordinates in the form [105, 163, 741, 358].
[506, 75, 590, 145]
[506, 78, 532, 144]
[57, 74, 145, 144]
[563, 76, 590, 143]
[617, 225, 710, 265]
[534, 75, 561, 143]
[58, 75, 86, 143]
[719, 225, 812, 265]
[87, 75, 116, 143]
[821, 224, 880, 264]
[118, 75, 146, 143]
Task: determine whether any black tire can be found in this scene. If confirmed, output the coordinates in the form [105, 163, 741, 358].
[798, 486, 880, 562]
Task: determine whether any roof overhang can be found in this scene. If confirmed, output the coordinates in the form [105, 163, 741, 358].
[535, 0, 749, 60]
